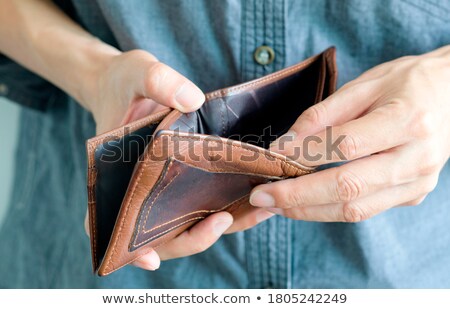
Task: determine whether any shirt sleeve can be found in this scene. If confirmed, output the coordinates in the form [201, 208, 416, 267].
[0, 54, 62, 111]
[0, 0, 79, 111]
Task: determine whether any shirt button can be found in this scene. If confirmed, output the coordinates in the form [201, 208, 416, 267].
[254, 45, 275, 65]
[0, 83, 8, 95]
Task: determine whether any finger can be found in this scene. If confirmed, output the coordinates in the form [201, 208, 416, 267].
[131, 249, 161, 271]
[224, 206, 274, 234]
[398, 196, 427, 207]
[156, 211, 233, 260]
[281, 79, 381, 140]
[272, 102, 411, 166]
[269, 180, 427, 222]
[250, 150, 410, 208]
[120, 98, 170, 125]
[139, 60, 205, 113]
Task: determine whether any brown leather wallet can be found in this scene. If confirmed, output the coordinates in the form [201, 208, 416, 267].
[86, 47, 337, 276]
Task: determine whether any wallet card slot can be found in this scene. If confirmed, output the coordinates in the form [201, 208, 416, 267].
[129, 158, 276, 251]
[92, 123, 160, 267]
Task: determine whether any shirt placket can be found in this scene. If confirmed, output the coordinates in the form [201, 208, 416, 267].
[241, 0, 291, 289]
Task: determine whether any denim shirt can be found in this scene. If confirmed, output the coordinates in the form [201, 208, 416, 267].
[0, 0, 449, 288]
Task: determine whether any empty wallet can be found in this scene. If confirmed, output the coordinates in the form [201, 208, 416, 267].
[86, 47, 337, 276]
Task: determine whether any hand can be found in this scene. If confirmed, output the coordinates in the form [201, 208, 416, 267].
[249, 46, 450, 222]
[85, 50, 205, 134]
[83, 49, 273, 271]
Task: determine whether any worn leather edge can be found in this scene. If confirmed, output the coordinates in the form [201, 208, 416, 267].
[152, 131, 314, 174]
[85, 108, 171, 272]
[324, 47, 338, 95]
[204, 47, 334, 100]
[315, 53, 327, 104]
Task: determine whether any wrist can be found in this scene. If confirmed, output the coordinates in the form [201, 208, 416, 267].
[75, 38, 121, 112]
[28, 22, 122, 112]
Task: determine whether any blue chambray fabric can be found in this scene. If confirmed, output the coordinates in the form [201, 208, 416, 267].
[0, 0, 449, 288]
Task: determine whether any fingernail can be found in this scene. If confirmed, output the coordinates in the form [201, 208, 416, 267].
[135, 250, 160, 271]
[175, 82, 205, 111]
[255, 210, 275, 223]
[149, 250, 161, 270]
[213, 219, 232, 236]
[270, 130, 297, 150]
[250, 190, 276, 207]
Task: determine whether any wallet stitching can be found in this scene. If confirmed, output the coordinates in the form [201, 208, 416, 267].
[162, 134, 310, 172]
[90, 200, 97, 268]
[103, 147, 154, 273]
[183, 165, 282, 177]
[141, 192, 249, 235]
[221, 97, 226, 136]
[105, 216, 200, 275]
[134, 195, 249, 248]
[136, 161, 180, 238]
[103, 138, 169, 273]
[90, 198, 97, 269]
[120, 197, 249, 272]
[89, 116, 168, 273]
[87, 167, 98, 269]
[138, 217, 205, 246]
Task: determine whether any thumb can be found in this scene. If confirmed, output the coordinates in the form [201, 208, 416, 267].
[138, 59, 205, 113]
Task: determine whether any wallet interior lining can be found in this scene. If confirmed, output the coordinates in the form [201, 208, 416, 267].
[169, 56, 325, 149]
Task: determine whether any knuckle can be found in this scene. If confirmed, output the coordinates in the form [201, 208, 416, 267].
[342, 202, 366, 223]
[145, 62, 169, 94]
[422, 176, 439, 194]
[412, 57, 435, 76]
[301, 103, 327, 127]
[284, 207, 307, 220]
[409, 196, 426, 206]
[418, 155, 441, 176]
[384, 165, 403, 187]
[337, 133, 361, 160]
[190, 239, 210, 254]
[126, 49, 159, 62]
[284, 188, 307, 208]
[401, 61, 428, 87]
[336, 170, 366, 202]
[386, 99, 407, 119]
[410, 110, 437, 139]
